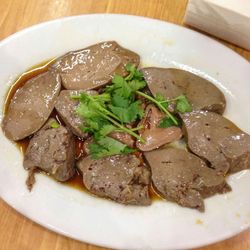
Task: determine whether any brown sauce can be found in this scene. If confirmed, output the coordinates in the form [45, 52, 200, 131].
[4, 60, 161, 201]
[66, 170, 85, 190]
[4, 59, 55, 114]
[4, 59, 54, 153]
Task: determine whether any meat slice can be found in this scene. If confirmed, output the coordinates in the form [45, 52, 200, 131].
[141, 68, 226, 114]
[77, 154, 151, 205]
[2, 71, 61, 141]
[144, 148, 230, 211]
[23, 118, 75, 188]
[219, 133, 250, 173]
[109, 131, 135, 148]
[82, 137, 93, 155]
[181, 111, 243, 175]
[109, 124, 135, 148]
[51, 41, 140, 90]
[55, 90, 97, 138]
[136, 105, 182, 151]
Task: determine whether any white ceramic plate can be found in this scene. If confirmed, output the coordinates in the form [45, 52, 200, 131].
[0, 14, 249, 250]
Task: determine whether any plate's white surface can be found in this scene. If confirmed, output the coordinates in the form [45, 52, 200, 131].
[0, 14, 250, 250]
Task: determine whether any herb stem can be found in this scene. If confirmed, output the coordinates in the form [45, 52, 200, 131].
[101, 107, 121, 121]
[114, 125, 144, 133]
[98, 112, 145, 143]
[136, 91, 178, 125]
[130, 125, 144, 131]
[87, 95, 120, 121]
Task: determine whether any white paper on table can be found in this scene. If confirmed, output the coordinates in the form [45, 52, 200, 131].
[184, 0, 250, 50]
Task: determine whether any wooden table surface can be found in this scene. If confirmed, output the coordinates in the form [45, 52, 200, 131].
[0, 0, 249, 249]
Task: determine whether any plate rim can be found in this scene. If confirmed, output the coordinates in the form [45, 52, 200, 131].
[0, 13, 249, 250]
[0, 13, 249, 65]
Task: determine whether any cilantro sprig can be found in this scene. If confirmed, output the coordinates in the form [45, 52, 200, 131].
[74, 92, 144, 142]
[73, 91, 144, 159]
[143, 94, 192, 128]
[175, 95, 192, 113]
[135, 91, 179, 126]
[73, 63, 192, 158]
[123, 64, 192, 126]
[105, 65, 146, 124]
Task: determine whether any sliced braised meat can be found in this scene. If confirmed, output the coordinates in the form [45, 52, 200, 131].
[51, 41, 140, 90]
[55, 90, 97, 138]
[82, 137, 93, 155]
[219, 133, 250, 173]
[23, 118, 75, 189]
[141, 68, 226, 114]
[109, 125, 135, 148]
[144, 148, 231, 211]
[181, 111, 242, 175]
[2, 71, 61, 141]
[109, 131, 135, 148]
[136, 105, 182, 151]
[77, 154, 151, 205]
[26, 168, 36, 191]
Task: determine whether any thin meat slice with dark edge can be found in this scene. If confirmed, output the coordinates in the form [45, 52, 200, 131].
[2, 71, 61, 141]
[51, 41, 140, 90]
[24, 118, 75, 190]
[136, 104, 182, 151]
[181, 110, 248, 175]
[77, 154, 151, 205]
[109, 131, 135, 148]
[144, 148, 231, 212]
[55, 90, 97, 138]
[141, 67, 226, 114]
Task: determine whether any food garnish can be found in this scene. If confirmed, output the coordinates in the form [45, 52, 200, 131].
[73, 64, 192, 158]
[50, 120, 60, 128]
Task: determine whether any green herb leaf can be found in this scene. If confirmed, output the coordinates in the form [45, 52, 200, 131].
[89, 137, 135, 159]
[80, 126, 94, 133]
[155, 93, 169, 109]
[155, 93, 165, 102]
[104, 65, 146, 124]
[76, 102, 95, 119]
[125, 63, 144, 80]
[75, 90, 144, 143]
[109, 74, 132, 98]
[175, 95, 192, 113]
[127, 100, 144, 120]
[50, 120, 60, 129]
[95, 124, 116, 139]
[111, 95, 130, 108]
[128, 79, 146, 92]
[159, 117, 178, 128]
[108, 105, 129, 123]
[109, 100, 144, 123]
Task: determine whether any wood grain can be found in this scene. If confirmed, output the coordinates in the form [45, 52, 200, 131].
[0, 0, 249, 249]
